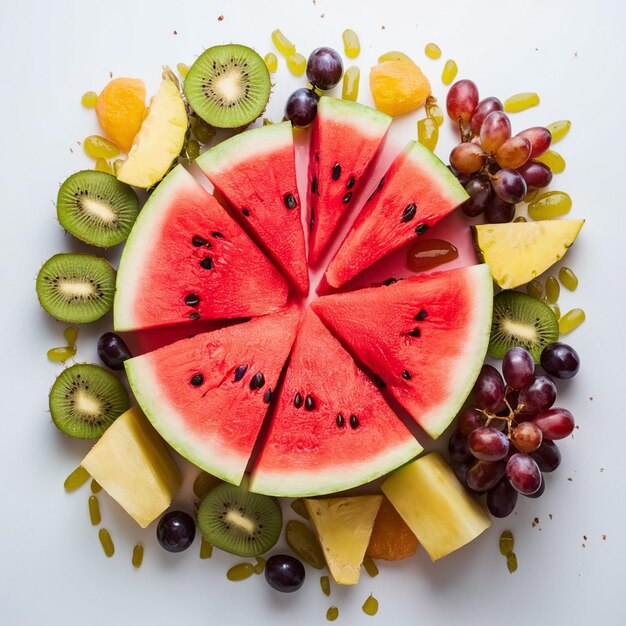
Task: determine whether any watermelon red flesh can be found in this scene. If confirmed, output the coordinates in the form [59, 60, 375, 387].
[307, 97, 392, 266]
[196, 122, 309, 295]
[249, 309, 422, 497]
[114, 165, 289, 332]
[311, 265, 493, 439]
[323, 141, 469, 290]
[125, 306, 301, 485]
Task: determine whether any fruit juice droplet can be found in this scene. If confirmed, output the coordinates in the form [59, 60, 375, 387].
[81, 91, 98, 108]
[504, 92, 540, 113]
[88, 495, 101, 525]
[559, 308, 585, 335]
[271, 29, 296, 57]
[64, 465, 90, 492]
[287, 52, 306, 76]
[200, 538, 213, 559]
[546, 120, 571, 143]
[226, 562, 255, 581]
[417, 117, 439, 151]
[526, 279, 544, 300]
[84, 135, 120, 160]
[342, 29, 361, 58]
[441, 59, 458, 85]
[407, 238, 458, 273]
[263, 52, 278, 73]
[90, 479, 102, 494]
[47, 346, 76, 363]
[506, 552, 518, 573]
[326, 607, 339, 621]
[499, 530, 514, 555]
[99, 528, 115, 557]
[528, 191, 572, 220]
[425, 42, 441, 59]
[132, 543, 144, 568]
[559, 267, 578, 291]
[320, 575, 331, 596]
[362, 555, 379, 577]
[64, 326, 78, 348]
[535, 149, 566, 173]
[545, 300, 561, 320]
[545, 275, 560, 303]
[176, 62, 189, 77]
[254, 556, 266, 574]
[94, 157, 113, 174]
[342, 65, 360, 101]
[362, 594, 379, 616]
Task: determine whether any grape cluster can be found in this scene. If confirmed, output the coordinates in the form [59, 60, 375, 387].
[449, 344, 579, 518]
[446, 80, 553, 222]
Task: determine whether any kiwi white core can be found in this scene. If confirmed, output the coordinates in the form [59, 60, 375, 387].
[75, 390, 102, 421]
[216, 69, 245, 103]
[81, 197, 117, 224]
[501, 319, 537, 342]
[225, 510, 256, 534]
[59, 278, 97, 299]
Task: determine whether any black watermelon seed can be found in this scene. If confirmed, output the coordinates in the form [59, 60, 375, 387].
[332, 163, 341, 180]
[315, 152, 320, 162]
[284, 193, 298, 210]
[233, 364, 248, 382]
[347, 176, 355, 189]
[189, 312, 200, 320]
[304, 394, 316, 411]
[294, 392, 303, 408]
[250, 372, 265, 390]
[349, 415, 359, 429]
[192, 235, 208, 247]
[377, 177, 385, 191]
[185, 293, 200, 307]
[400, 203, 417, 223]
[311, 176, 318, 194]
[242, 208, 250, 217]
[415, 308, 428, 321]
[310, 208, 315, 231]
[336, 414, 345, 427]
[382, 278, 398, 286]
[200, 257, 214, 270]
[212, 231, 225, 238]
[263, 388, 273, 404]
[342, 192, 353, 204]
[407, 327, 421, 338]
[190, 373, 204, 386]
[402, 370, 412, 380]
[373, 374, 386, 388]
[415, 223, 429, 236]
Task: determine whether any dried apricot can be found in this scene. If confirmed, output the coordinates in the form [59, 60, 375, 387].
[370, 60, 431, 116]
[365, 496, 418, 561]
[96, 78, 146, 153]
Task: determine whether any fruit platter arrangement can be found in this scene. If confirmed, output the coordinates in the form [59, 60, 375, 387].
[38, 25, 584, 620]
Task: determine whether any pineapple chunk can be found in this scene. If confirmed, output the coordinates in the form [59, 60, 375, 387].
[304, 496, 382, 585]
[81, 406, 181, 528]
[382, 452, 490, 560]
[472, 219, 584, 289]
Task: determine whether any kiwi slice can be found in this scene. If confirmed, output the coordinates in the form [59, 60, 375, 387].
[184, 44, 271, 128]
[197, 480, 282, 557]
[36, 253, 115, 323]
[489, 291, 559, 363]
[57, 170, 139, 248]
[49, 363, 129, 439]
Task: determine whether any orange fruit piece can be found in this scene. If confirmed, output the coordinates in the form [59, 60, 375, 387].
[96, 78, 146, 153]
[370, 59, 431, 117]
[365, 496, 418, 561]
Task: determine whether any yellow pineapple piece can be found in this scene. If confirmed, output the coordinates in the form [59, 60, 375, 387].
[81, 406, 181, 528]
[304, 496, 382, 585]
[382, 452, 490, 560]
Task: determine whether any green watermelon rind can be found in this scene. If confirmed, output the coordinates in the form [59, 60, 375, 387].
[318, 96, 392, 136]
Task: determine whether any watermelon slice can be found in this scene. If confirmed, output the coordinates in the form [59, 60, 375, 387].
[249, 309, 422, 497]
[311, 265, 493, 439]
[323, 141, 469, 289]
[125, 306, 301, 485]
[308, 97, 392, 266]
[114, 165, 289, 331]
[196, 122, 309, 295]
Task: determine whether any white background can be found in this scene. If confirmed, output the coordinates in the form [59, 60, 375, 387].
[1, 0, 624, 624]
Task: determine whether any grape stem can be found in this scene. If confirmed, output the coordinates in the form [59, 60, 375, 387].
[477, 396, 525, 439]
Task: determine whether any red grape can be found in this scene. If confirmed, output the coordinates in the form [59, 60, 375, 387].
[530, 439, 561, 472]
[473, 364, 505, 412]
[466, 459, 506, 492]
[446, 79, 479, 125]
[517, 160, 553, 189]
[516, 126, 552, 158]
[518, 375, 557, 413]
[454, 460, 473, 485]
[524, 474, 545, 498]
[491, 168, 527, 204]
[494, 136, 531, 169]
[468, 426, 510, 461]
[449, 142, 485, 174]
[458, 407, 483, 435]
[485, 194, 515, 223]
[506, 453, 542, 495]
[532, 408, 575, 440]
[285, 88, 319, 127]
[487, 477, 518, 517]
[502, 347, 535, 390]
[461, 176, 491, 216]
[540, 343, 580, 379]
[470, 97, 503, 135]
[448, 429, 473, 462]
[306, 47, 343, 90]
[480, 111, 511, 155]
[510, 422, 543, 453]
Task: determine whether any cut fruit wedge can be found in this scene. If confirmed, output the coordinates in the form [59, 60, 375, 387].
[116, 78, 187, 188]
[473, 219, 585, 289]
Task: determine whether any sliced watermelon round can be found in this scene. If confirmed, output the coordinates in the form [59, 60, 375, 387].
[114, 164, 289, 332]
[197, 122, 309, 296]
[125, 306, 301, 485]
[312, 265, 493, 439]
[249, 309, 422, 497]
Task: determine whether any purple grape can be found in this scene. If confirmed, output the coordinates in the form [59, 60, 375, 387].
[306, 47, 343, 90]
[517, 160, 553, 189]
[470, 97, 503, 135]
[466, 459, 506, 492]
[461, 176, 491, 216]
[491, 168, 527, 204]
[458, 407, 483, 435]
[530, 439, 561, 472]
[502, 347, 535, 390]
[284, 88, 319, 128]
[97, 332, 131, 370]
[540, 343, 580, 379]
[448, 429, 473, 462]
[506, 453, 542, 495]
[156, 511, 196, 553]
[468, 426, 510, 461]
[265, 554, 306, 592]
[485, 194, 515, 223]
[532, 408, 575, 440]
[487, 477, 518, 517]
[518, 375, 557, 413]
[447, 164, 471, 186]
[472, 364, 505, 412]
[523, 474, 545, 498]
[454, 460, 473, 485]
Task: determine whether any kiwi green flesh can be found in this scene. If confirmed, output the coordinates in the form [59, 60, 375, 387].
[197, 482, 282, 557]
[57, 170, 139, 248]
[36, 253, 115, 323]
[49, 363, 129, 439]
[184, 44, 271, 128]
[489, 291, 559, 363]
